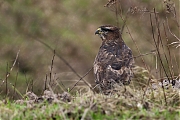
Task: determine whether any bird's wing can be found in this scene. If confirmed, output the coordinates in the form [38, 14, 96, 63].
[111, 46, 134, 70]
[94, 44, 134, 85]
[94, 46, 115, 84]
[106, 45, 134, 85]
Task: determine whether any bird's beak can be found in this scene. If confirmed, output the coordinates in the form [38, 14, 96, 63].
[95, 28, 101, 35]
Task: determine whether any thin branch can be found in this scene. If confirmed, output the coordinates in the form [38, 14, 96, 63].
[34, 38, 93, 91]
[150, 9, 170, 81]
[163, 22, 175, 79]
[70, 67, 93, 92]
[150, 9, 168, 105]
[5, 62, 9, 97]
[55, 78, 67, 92]
[166, 16, 180, 48]
[13, 71, 19, 99]
[0, 50, 20, 86]
[133, 50, 156, 59]
[49, 50, 56, 85]
[44, 74, 48, 91]
[154, 9, 173, 81]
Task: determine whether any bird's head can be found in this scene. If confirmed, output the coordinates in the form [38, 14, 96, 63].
[95, 25, 120, 40]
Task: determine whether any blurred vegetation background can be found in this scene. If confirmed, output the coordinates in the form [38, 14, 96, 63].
[0, 0, 179, 99]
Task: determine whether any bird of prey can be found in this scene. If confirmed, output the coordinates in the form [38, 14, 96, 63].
[94, 25, 134, 94]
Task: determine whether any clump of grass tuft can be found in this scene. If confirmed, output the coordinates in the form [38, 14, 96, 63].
[0, 83, 179, 119]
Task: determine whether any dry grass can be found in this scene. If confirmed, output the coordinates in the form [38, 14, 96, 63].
[0, 79, 179, 120]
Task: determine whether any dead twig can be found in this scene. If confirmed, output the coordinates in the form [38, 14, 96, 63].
[166, 17, 180, 48]
[49, 50, 56, 86]
[5, 62, 9, 97]
[150, 9, 168, 105]
[70, 67, 93, 92]
[12, 71, 19, 99]
[133, 50, 156, 59]
[34, 38, 93, 92]
[1, 50, 20, 86]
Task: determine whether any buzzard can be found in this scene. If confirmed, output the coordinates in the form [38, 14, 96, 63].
[94, 25, 134, 94]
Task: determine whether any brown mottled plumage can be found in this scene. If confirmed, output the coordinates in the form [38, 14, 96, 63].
[94, 25, 134, 94]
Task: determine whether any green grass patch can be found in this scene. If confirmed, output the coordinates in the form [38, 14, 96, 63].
[0, 86, 179, 120]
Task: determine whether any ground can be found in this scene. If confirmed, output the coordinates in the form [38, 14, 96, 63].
[0, 80, 179, 119]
